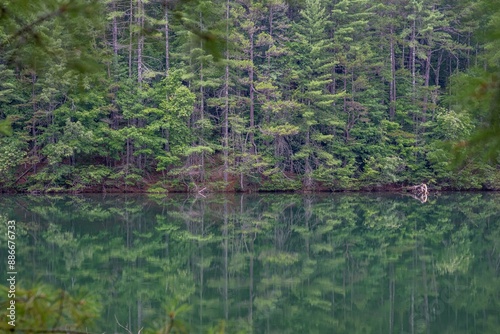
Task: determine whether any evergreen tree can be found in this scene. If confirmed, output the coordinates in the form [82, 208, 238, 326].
[289, 0, 343, 188]
[0, 0, 499, 191]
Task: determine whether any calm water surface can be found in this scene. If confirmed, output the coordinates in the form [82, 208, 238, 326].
[1, 193, 499, 333]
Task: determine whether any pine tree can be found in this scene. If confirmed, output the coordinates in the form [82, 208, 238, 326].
[289, 0, 343, 188]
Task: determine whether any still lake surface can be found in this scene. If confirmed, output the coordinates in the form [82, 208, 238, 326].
[1, 193, 499, 333]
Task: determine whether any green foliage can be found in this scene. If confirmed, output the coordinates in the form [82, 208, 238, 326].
[360, 155, 406, 186]
[259, 169, 301, 191]
[0, 118, 12, 136]
[43, 119, 95, 165]
[2, 193, 500, 332]
[0, 0, 499, 191]
[0, 0, 105, 74]
[0, 136, 26, 185]
[0, 285, 100, 332]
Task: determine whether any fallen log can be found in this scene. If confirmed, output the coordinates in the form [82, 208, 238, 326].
[404, 183, 429, 203]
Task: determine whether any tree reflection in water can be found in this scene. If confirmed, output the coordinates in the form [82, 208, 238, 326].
[0, 192, 499, 333]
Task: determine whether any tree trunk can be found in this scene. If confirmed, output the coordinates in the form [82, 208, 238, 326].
[411, 12, 416, 105]
[304, 128, 313, 189]
[112, 0, 118, 57]
[137, 0, 144, 85]
[267, 6, 273, 73]
[199, 13, 205, 182]
[410, 7, 419, 150]
[31, 72, 38, 173]
[164, 128, 170, 153]
[422, 49, 432, 121]
[343, 67, 348, 141]
[389, 25, 396, 120]
[249, 30, 255, 154]
[164, 0, 169, 76]
[128, 0, 133, 78]
[223, 0, 230, 185]
[432, 50, 444, 119]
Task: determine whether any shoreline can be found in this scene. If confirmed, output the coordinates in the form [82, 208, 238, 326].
[2, 184, 499, 194]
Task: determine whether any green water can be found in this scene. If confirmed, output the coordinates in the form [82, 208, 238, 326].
[1, 193, 499, 333]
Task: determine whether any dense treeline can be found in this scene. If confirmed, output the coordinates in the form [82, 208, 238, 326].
[0, 0, 499, 192]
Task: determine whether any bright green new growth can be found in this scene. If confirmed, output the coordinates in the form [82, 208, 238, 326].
[0, 0, 499, 192]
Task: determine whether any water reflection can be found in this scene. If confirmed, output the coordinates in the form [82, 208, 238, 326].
[0, 193, 499, 333]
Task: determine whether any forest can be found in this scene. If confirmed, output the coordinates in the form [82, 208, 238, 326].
[1, 0, 499, 193]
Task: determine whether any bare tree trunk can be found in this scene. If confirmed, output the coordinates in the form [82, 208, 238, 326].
[432, 50, 444, 119]
[267, 6, 273, 74]
[137, 0, 144, 85]
[164, 0, 169, 76]
[434, 50, 443, 93]
[249, 30, 255, 154]
[164, 128, 169, 152]
[199, 13, 205, 182]
[304, 128, 312, 189]
[223, 0, 230, 185]
[126, 127, 131, 168]
[422, 49, 432, 121]
[343, 67, 349, 141]
[128, 0, 133, 78]
[31, 72, 38, 173]
[389, 25, 396, 120]
[410, 8, 419, 152]
[112, 0, 119, 57]
[411, 13, 416, 106]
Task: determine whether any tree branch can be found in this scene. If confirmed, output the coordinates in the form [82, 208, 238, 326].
[0, 7, 64, 50]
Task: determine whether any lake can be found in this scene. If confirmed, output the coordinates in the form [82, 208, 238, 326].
[1, 193, 499, 333]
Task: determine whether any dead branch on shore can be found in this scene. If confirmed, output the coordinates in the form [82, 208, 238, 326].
[404, 183, 429, 203]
